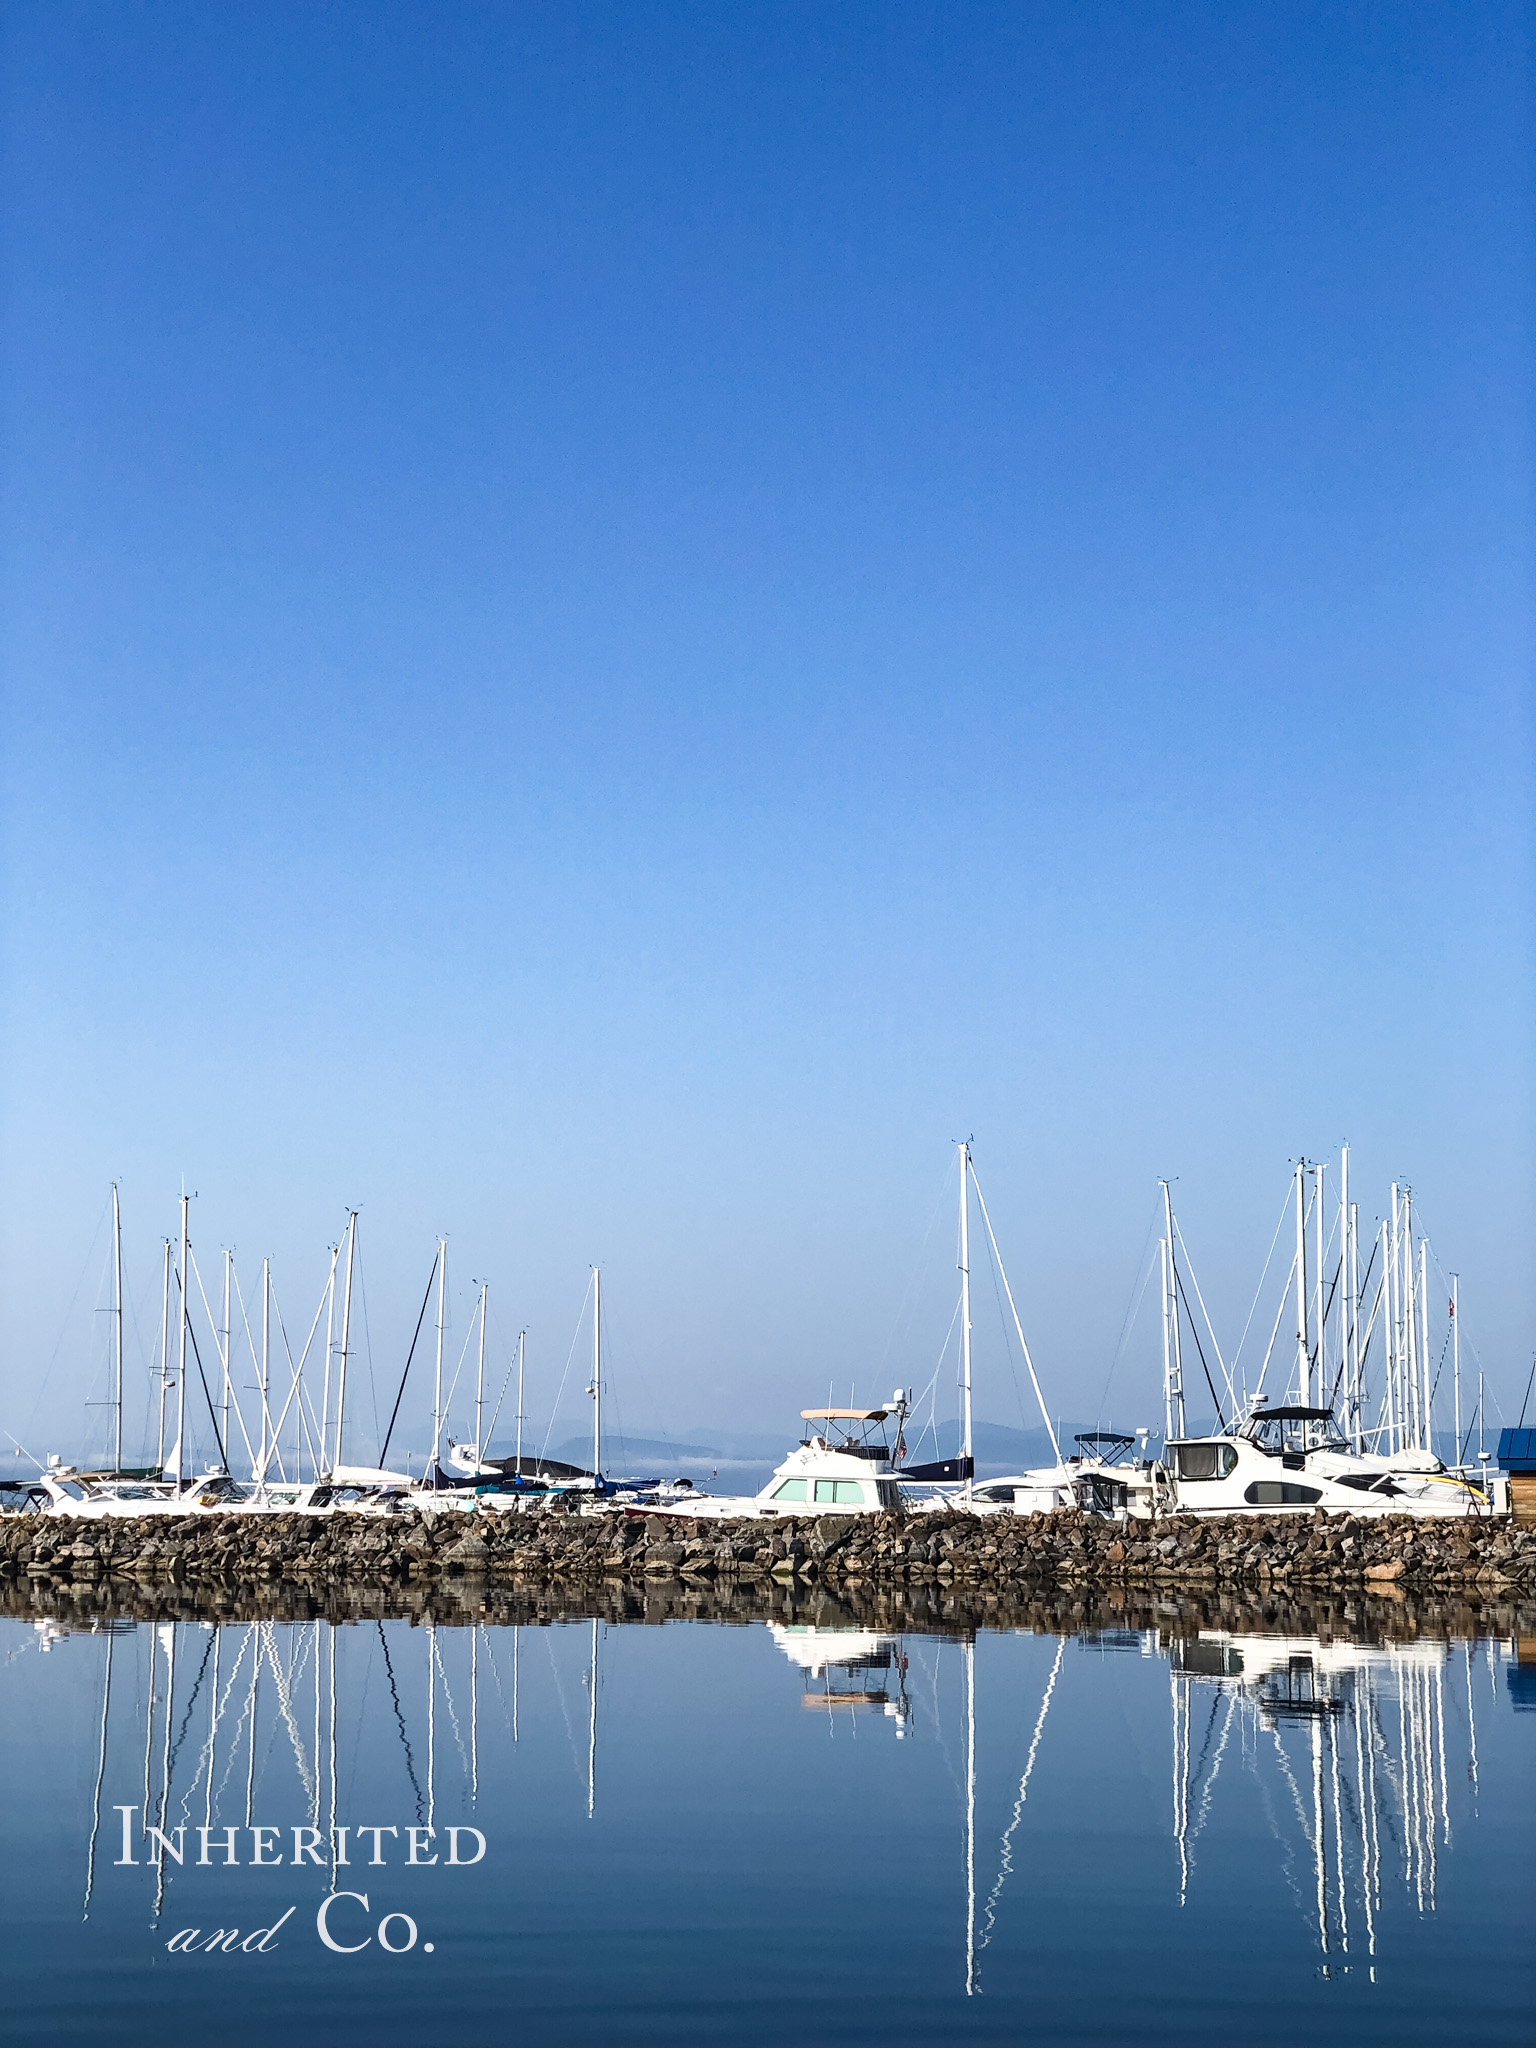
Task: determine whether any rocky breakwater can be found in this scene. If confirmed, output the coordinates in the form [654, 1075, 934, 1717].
[1, 1502, 1533, 1605]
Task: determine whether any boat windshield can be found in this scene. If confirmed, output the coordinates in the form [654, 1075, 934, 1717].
[1241, 1408, 1348, 1456]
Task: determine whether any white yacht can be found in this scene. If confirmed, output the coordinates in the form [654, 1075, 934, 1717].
[656, 1404, 908, 1520]
[1165, 1402, 1493, 1517]
[962, 1433, 1170, 1519]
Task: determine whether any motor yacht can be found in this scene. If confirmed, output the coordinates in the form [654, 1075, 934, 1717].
[656, 1403, 909, 1520]
[1166, 1402, 1493, 1517]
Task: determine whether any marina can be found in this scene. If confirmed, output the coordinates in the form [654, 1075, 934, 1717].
[6, 1143, 1519, 1542]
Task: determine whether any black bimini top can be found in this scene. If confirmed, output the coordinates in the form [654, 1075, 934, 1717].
[1251, 1406, 1335, 1422]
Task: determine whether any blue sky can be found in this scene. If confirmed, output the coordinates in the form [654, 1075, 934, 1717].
[2, 2, 1530, 1462]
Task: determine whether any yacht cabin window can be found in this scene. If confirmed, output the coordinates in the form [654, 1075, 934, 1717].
[1243, 1480, 1322, 1506]
[813, 1479, 866, 1505]
[772, 1479, 808, 1502]
[1172, 1443, 1237, 1482]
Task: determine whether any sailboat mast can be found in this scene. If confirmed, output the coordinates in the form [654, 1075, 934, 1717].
[1418, 1235, 1432, 1455]
[1313, 1162, 1325, 1402]
[1458, 1269, 1466, 1466]
[1294, 1161, 1309, 1406]
[259, 1257, 271, 1488]
[334, 1211, 357, 1474]
[958, 1144, 972, 1499]
[111, 1182, 124, 1472]
[475, 1283, 488, 1465]
[1339, 1143, 1352, 1433]
[221, 1246, 233, 1472]
[1349, 1202, 1361, 1450]
[1160, 1181, 1185, 1438]
[515, 1330, 525, 1474]
[157, 1237, 171, 1473]
[1160, 1237, 1174, 1440]
[591, 1268, 602, 1478]
[432, 1237, 447, 1488]
[176, 1194, 189, 1490]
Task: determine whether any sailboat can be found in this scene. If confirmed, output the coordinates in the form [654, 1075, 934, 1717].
[1161, 1156, 1494, 1519]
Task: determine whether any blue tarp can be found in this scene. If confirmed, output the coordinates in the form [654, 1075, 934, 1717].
[1495, 1428, 1536, 1472]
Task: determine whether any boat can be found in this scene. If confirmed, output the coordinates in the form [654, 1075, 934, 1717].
[1165, 1399, 1492, 1517]
[652, 1402, 910, 1520]
[1157, 1153, 1496, 1518]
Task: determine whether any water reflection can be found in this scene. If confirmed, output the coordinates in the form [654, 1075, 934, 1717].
[11, 1582, 1531, 2046]
[48, 1603, 1517, 1978]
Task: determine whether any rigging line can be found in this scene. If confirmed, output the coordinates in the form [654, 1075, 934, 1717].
[25, 1192, 112, 1442]
[910, 1295, 962, 1461]
[481, 1341, 520, 1451]
[440, 1307, 480, 1434]
[977, 1637, 1065, 1948]
[173, 1270, 228, 1472]
[1251, 1250, 1299, 1407]
[229, 1266, 281, 1475]
[1172, 1261, 1227, 1430]
[1229, 1182, 1296, 1383]
[376, 1622, 424, 1826]
[166, 1628, 218, 1792]
[188, 1251, 259, 1473]
[379, 1250, 438, 1466]
[1097, 1203, 1162, 1429]
[539, 1275, 594, 1464]
[1328, 1233, 1381, 1414]
[1171, 1219, 1237, 1414]
[876, 1152, 960, 1381]
[967, 1161, 1061, 1464]
[1314, 1250, 1344, 1368]
[354, 1238, 380, 1453]
[979, 1211, 1031, 1435]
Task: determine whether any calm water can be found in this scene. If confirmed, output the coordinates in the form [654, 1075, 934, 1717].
[5, 1598, 1532, 2046]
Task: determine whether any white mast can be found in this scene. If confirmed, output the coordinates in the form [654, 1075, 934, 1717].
[1159, 1238, 1174, 1440]
[333, 1211, 357, 1474]
[590, 1268, 602, 1478]
[1392, 1212, 1400, 1458]
[1312, 1162, 1325, 1403]
[515, 1330, 526, 1475]
[221, 1246, 233, 1473]
[1348, 1202, 1362, 1450]
[176, 1193, 189, 1490]
[474, 1282, 488, 1465]
[958, 1143, 973, 1500]
[1400, 1190, 1419, 1450]
[157, 1237, 172, 1473]
[432, 1237, 447, 1487]
[111, 1182, 124, 1472]
[1458, 1269, 1466, 1466]
[1339, 1143, 1352, 1432]
[1160, 1181, 1185, 1439]
[1425, 1228, 1441, 1458]
[1294, 1161, 1309, 1405]
[259, 1256, 271, 1490]
[319, 1247, 337, 1474]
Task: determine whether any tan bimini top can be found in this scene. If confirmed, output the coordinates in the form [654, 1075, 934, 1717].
[800, 1409, 889, 1422]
